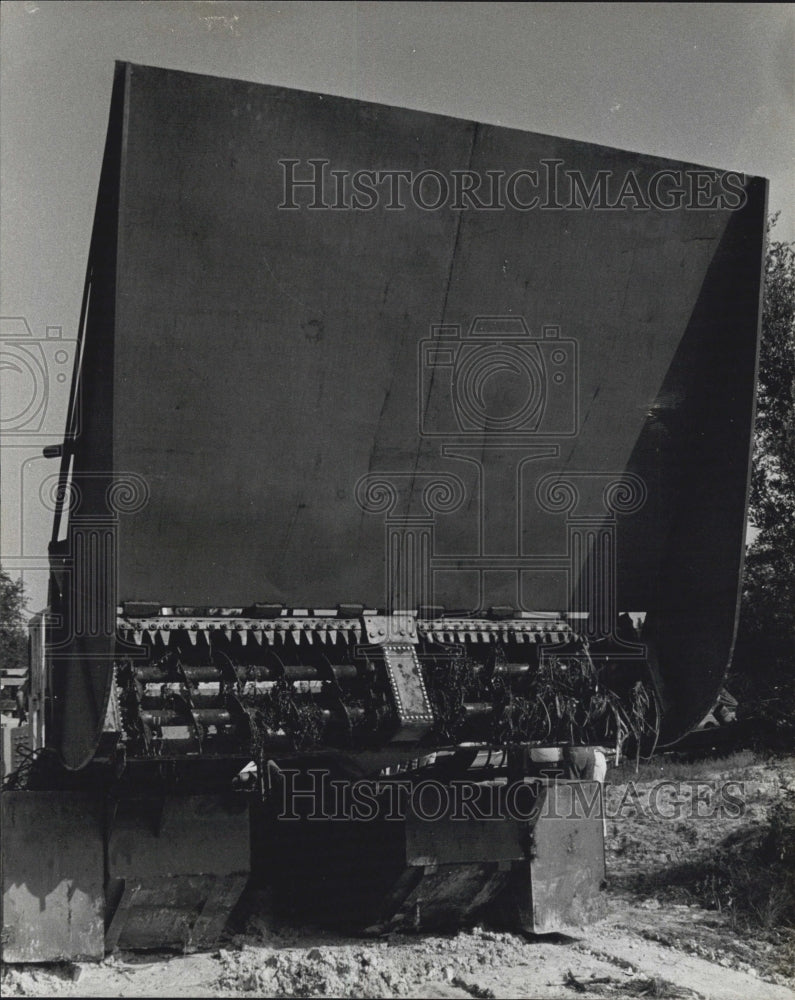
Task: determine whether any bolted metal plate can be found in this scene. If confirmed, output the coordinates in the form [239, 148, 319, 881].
[363, 614, 419, 644]
[382, 645, 434, 739]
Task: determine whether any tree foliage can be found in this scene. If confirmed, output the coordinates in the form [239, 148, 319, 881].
[730, 217, 795, 726]
[750, 216, 795, 538]
[0, 566, 29, 675]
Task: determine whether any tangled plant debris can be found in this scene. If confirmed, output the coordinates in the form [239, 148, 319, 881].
[424, 642, 659, 757]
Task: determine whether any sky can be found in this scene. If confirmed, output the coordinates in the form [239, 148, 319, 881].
[1, 0, 792, 611]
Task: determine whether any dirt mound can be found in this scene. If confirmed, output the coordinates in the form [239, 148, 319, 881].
[216, 928, 522, 998]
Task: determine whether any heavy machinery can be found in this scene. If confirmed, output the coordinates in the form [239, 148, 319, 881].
[1, 63, 766, 961]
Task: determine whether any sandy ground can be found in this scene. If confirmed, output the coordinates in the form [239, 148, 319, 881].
[2, 755, 793, 999]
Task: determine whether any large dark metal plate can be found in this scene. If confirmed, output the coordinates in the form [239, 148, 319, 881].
[1, 792, 104, 962]
[105, 795, 250, 953]
[52, 63, 766, 764]
[107, 795, 250, 878]
[515, 782, 606, 934]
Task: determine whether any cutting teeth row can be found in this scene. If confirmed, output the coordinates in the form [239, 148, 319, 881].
[118, 617, 575, 647]
[419, 623, 573, 645]
[118, 618, 365, 647]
